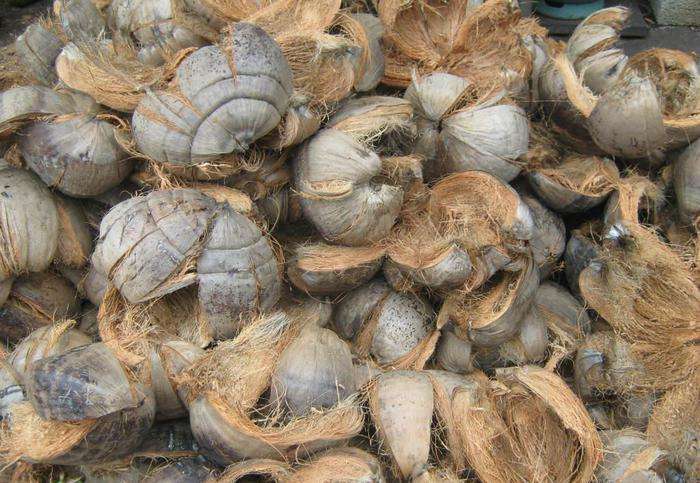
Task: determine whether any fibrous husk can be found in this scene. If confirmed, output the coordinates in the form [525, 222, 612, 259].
[0, 341, 156, 466]
[579, 222, 699, 392]
[604, 174, 663, 228]
[227, 150, 290, 201]
[8, 321, 91, 381]
[294, 128, 404, 246]
[673, 138, 700, 225]
[55, 40, 172, 113]
[367, 370, 433, 479]
[181, 311, 364, 466]
[270, 325, 355, 416]
[216, 447, 383, 482]
[93, 189, 281, 339]
[54, 196, 93, 269]
[286, 242, 385, 296]
[528, 154, 620, 213]
[0, 271, 81, 344]
[15, 21, 64, 86]
[327, 95, 415, 149]
[376, 0, 546, 92]
[132, 22, 293, 171]
[450, 256, 539, 348]
[646, 373, 700, 479]
[0, 162, 59, 282]
[333, 278, 437, 368]
[520, 193, 565, 279]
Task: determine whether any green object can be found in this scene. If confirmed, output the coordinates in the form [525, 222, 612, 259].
[536, 0, 606, 19]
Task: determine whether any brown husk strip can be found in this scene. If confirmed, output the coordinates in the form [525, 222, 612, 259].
[579, 222, 700, 392]
[534, 154, 619, 196]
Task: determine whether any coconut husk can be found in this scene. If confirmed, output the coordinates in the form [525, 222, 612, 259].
[520, 193, 565, 279]
[180, 311, 363, 466]
[54, 196, 92, 269]
[216, 459, 292, 482]
[264, 103, 323, 149]
[377, 0, 546, 92]
[596, 429, 669, 482]
[496, 366, 602, 483]
[604, 174, 663, 227]
[646, 373, 699, 479]
[55, 41, 176, 112]
[565, 221, 604, 296]
[580, 222, 699, 393]
[286, 242, 385, 296]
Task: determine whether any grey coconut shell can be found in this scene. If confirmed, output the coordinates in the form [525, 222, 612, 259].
[15, 23, 63, 86]
[674, 138, 700, 224]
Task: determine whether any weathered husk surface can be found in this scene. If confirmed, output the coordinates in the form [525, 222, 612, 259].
[579, 222, 700, 393]
[54, 196, 93, 269]
[520, 193, 565, 279]
[596, 429, 669, 483]
[0, 162, 59, 281]
[0, 271, 81, 343]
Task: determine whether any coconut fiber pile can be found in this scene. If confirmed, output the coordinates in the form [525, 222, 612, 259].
[0, 0, 698, 481]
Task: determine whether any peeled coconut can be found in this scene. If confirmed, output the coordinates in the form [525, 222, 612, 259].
[498, 304, 549, 365]
[132, 22, 293, 175]
[15, 22, 63, 86]
[92, 188, 281, 339]
[270, 326, 355, 416]
[1, 342, 156, 465]
[333, 279, 436, 368]
[0, 161, 59, 282]
[183, 312, 363, 466]
[435, 324, 473, 375]
[405, 73, 529, 182]
[520, 193, 565, 278]
[0, 271, 81, 344]
[294, 128, 404, 246]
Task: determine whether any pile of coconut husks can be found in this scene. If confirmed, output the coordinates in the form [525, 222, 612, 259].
[0, 0, 698, 481]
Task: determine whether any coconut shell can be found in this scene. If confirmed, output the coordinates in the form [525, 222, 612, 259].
[499, 304, 548, 364]
[158, 339, 204, 409]
[270, 326, 355, 416]
[528, 155, 619, 213]
[521, 193, 565, 279]
[84, 263, 108, 306]
[8, 324, 91, 380]
[94, 189, 217, 304]
[21, 116, 134, 198]
[294, 128, 404, 246]
[587, 74, 665, 160]
[597, 430, 668, 483]
[0, 271, 81, 343]
[577, 49, 628, 94]
[351, 14, 385, 92]
[333, 279, 390, 341]
[197, 205, 281, 339]
[55, 196, 93, 269]
[386, 244, 473, 292]
[673, 138, 700, 224]
[288, 447, 384, 483]
[368, 370, 433, 479]
[54, 0, 106, 41]
[286, 243, 384, 296]
[15, 22, 63, 86]
[25, 342, 139, 421]
[604, 175, 662, 228]
[78, 303, 99, 339]
[0, 162, 59, 281]
[132, 22, 293, 168]
[440, 101, 529, 182]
